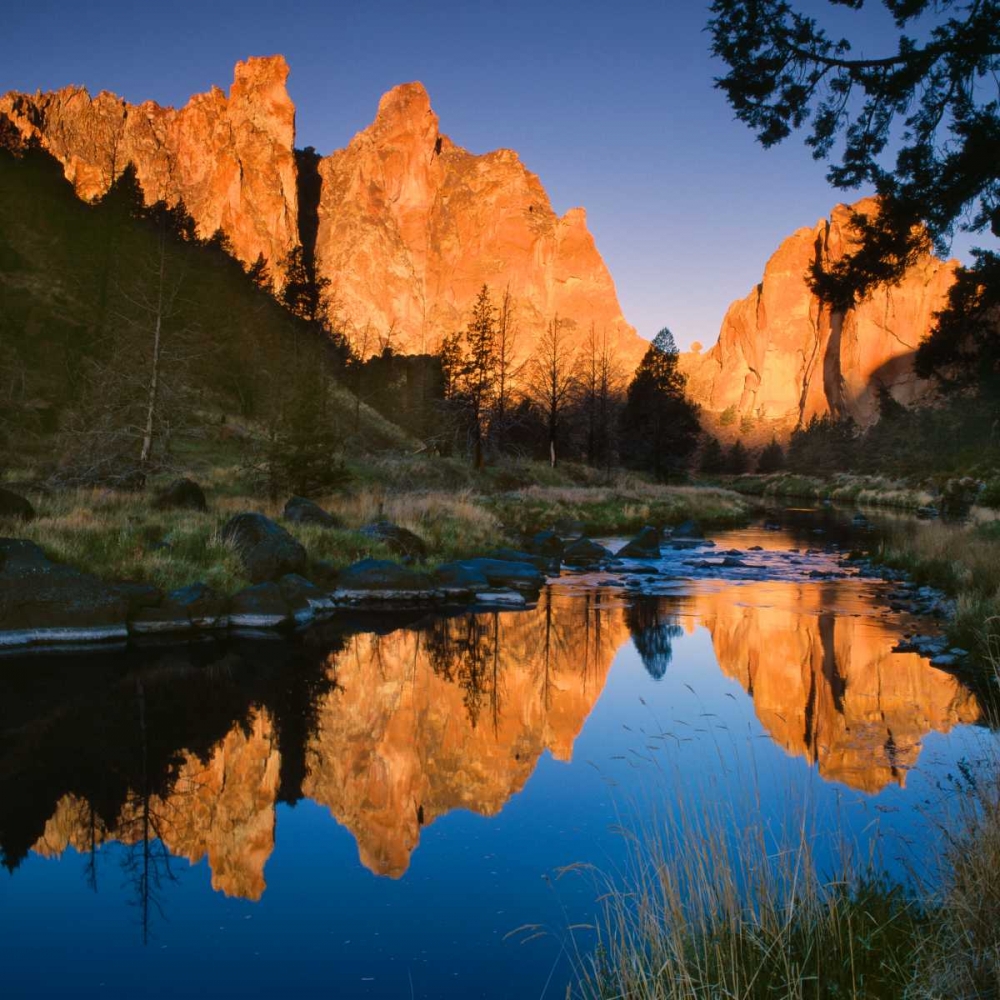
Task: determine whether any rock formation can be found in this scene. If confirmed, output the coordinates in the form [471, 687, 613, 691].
[2, 61, 645, 364]
[681, 200, 957, 435]
[315, 82, 644, 362]
[0, 56, 299, 279]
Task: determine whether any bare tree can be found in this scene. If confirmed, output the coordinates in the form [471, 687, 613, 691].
[580, 324, 625, 478]
[524, 316, 580, 468]
[490, 285, 521, 457]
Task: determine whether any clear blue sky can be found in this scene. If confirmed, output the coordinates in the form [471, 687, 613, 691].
[1, 0, 953, 349]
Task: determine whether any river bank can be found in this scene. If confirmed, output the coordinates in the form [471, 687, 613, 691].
[0, 473, 751, 651]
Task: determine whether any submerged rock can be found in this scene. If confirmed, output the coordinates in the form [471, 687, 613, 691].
[563, 538, 612, 567]
[221, 512, 307, 583]
[457, 558, 545, 592]
[616, 526, 661, 560]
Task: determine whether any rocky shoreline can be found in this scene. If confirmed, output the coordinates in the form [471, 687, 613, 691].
[0, 491, 971, 671]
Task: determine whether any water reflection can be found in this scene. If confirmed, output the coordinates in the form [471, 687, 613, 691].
[0, 576, 983, 927]
[677, 581, 982, 793]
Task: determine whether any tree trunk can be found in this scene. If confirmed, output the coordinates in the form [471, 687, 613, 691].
[139, 232, 167, 468]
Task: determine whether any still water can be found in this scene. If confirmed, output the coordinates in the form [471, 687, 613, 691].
[0, 513, 993, 998]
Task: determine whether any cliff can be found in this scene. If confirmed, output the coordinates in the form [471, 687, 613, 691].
[0, 56, 299, 279]
[681, 200, 957, 436]
[315, 82, 645, 362]
[2, 61, 645, 364]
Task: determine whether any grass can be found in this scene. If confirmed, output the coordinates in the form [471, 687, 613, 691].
[576, 665, 1000, 1000]
[872, 519, 1000, 656]
[723, 472, 936, 511]
[485, 480, 750, 539]
[1, 458, 751, 595]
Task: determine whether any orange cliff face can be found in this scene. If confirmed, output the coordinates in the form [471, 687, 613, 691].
[0, 56, 299, 282]
[315, 82, 645, 364]
[1, 61, 644, 366]
[681, 200, 956, 436]
[687, 582, 980, 793]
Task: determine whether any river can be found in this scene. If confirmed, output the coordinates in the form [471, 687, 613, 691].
[0, 507, 993, 998]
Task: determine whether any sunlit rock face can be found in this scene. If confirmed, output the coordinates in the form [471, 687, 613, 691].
[303, 593, 628, 877]
[2, 61, 643, 364]
[681, 200, 956, 435]
[688, 583, 980, 793]
[313, 81, 644, 362]
[33, 709, 280, 900]
[0, 56, 298, 281]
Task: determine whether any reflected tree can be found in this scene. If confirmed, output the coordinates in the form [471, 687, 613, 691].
[627, 598, 683, 680]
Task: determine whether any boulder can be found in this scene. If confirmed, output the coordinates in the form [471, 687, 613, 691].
[283, 495, 342, 529]
[221, 512, 307, 583]
[458, 558, 545, 592]
[434, 562, 491, 594]
[153, 478, 207, 512]
[487, 547, 554, 572]
[616, 526, 661, 559]
[229, 582, 294, 630]
[0, 539, 129, 647]
[168, 582, 229, 629]
[528, 530, 564, 559]
[671, 519, 704, 539]
[279, 573, 334, 616]
[563, 537, 612, 567]
[0, 488, 35, 521]
[337, 558, 437, 593]
[359, 520, 428, 558]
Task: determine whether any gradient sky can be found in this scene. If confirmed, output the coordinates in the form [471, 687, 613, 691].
[1, 0, 964, 349]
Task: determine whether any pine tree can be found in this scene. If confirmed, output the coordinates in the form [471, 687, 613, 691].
[700, 436, 726, 474]
[724, 439, 749, 474]
[756, 435, 785, 473]
[619, 328, 700, 479]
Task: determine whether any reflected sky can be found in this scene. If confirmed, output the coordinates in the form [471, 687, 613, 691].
[1, 523, 994, 998]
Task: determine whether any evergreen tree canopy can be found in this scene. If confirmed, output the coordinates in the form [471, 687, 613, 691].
[757, 435, 785, 473]
[709, 1, 999, 362]
[700, 436, 726, 474]
[619, 328, 701, 478]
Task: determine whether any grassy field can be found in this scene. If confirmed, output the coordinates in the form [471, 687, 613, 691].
[2, 457, 751, 594]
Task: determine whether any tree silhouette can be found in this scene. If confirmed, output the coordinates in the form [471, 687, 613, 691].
[619, 328, 700, 478]
[709, 1, 998, 305]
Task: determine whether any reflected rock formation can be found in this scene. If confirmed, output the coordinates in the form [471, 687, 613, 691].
[303, 593, 627, 877]
[25, 592, 627, 891]
[15, 581, 985, 901]
[686, 582, 982, 793]
[34, 709, 280, 900]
